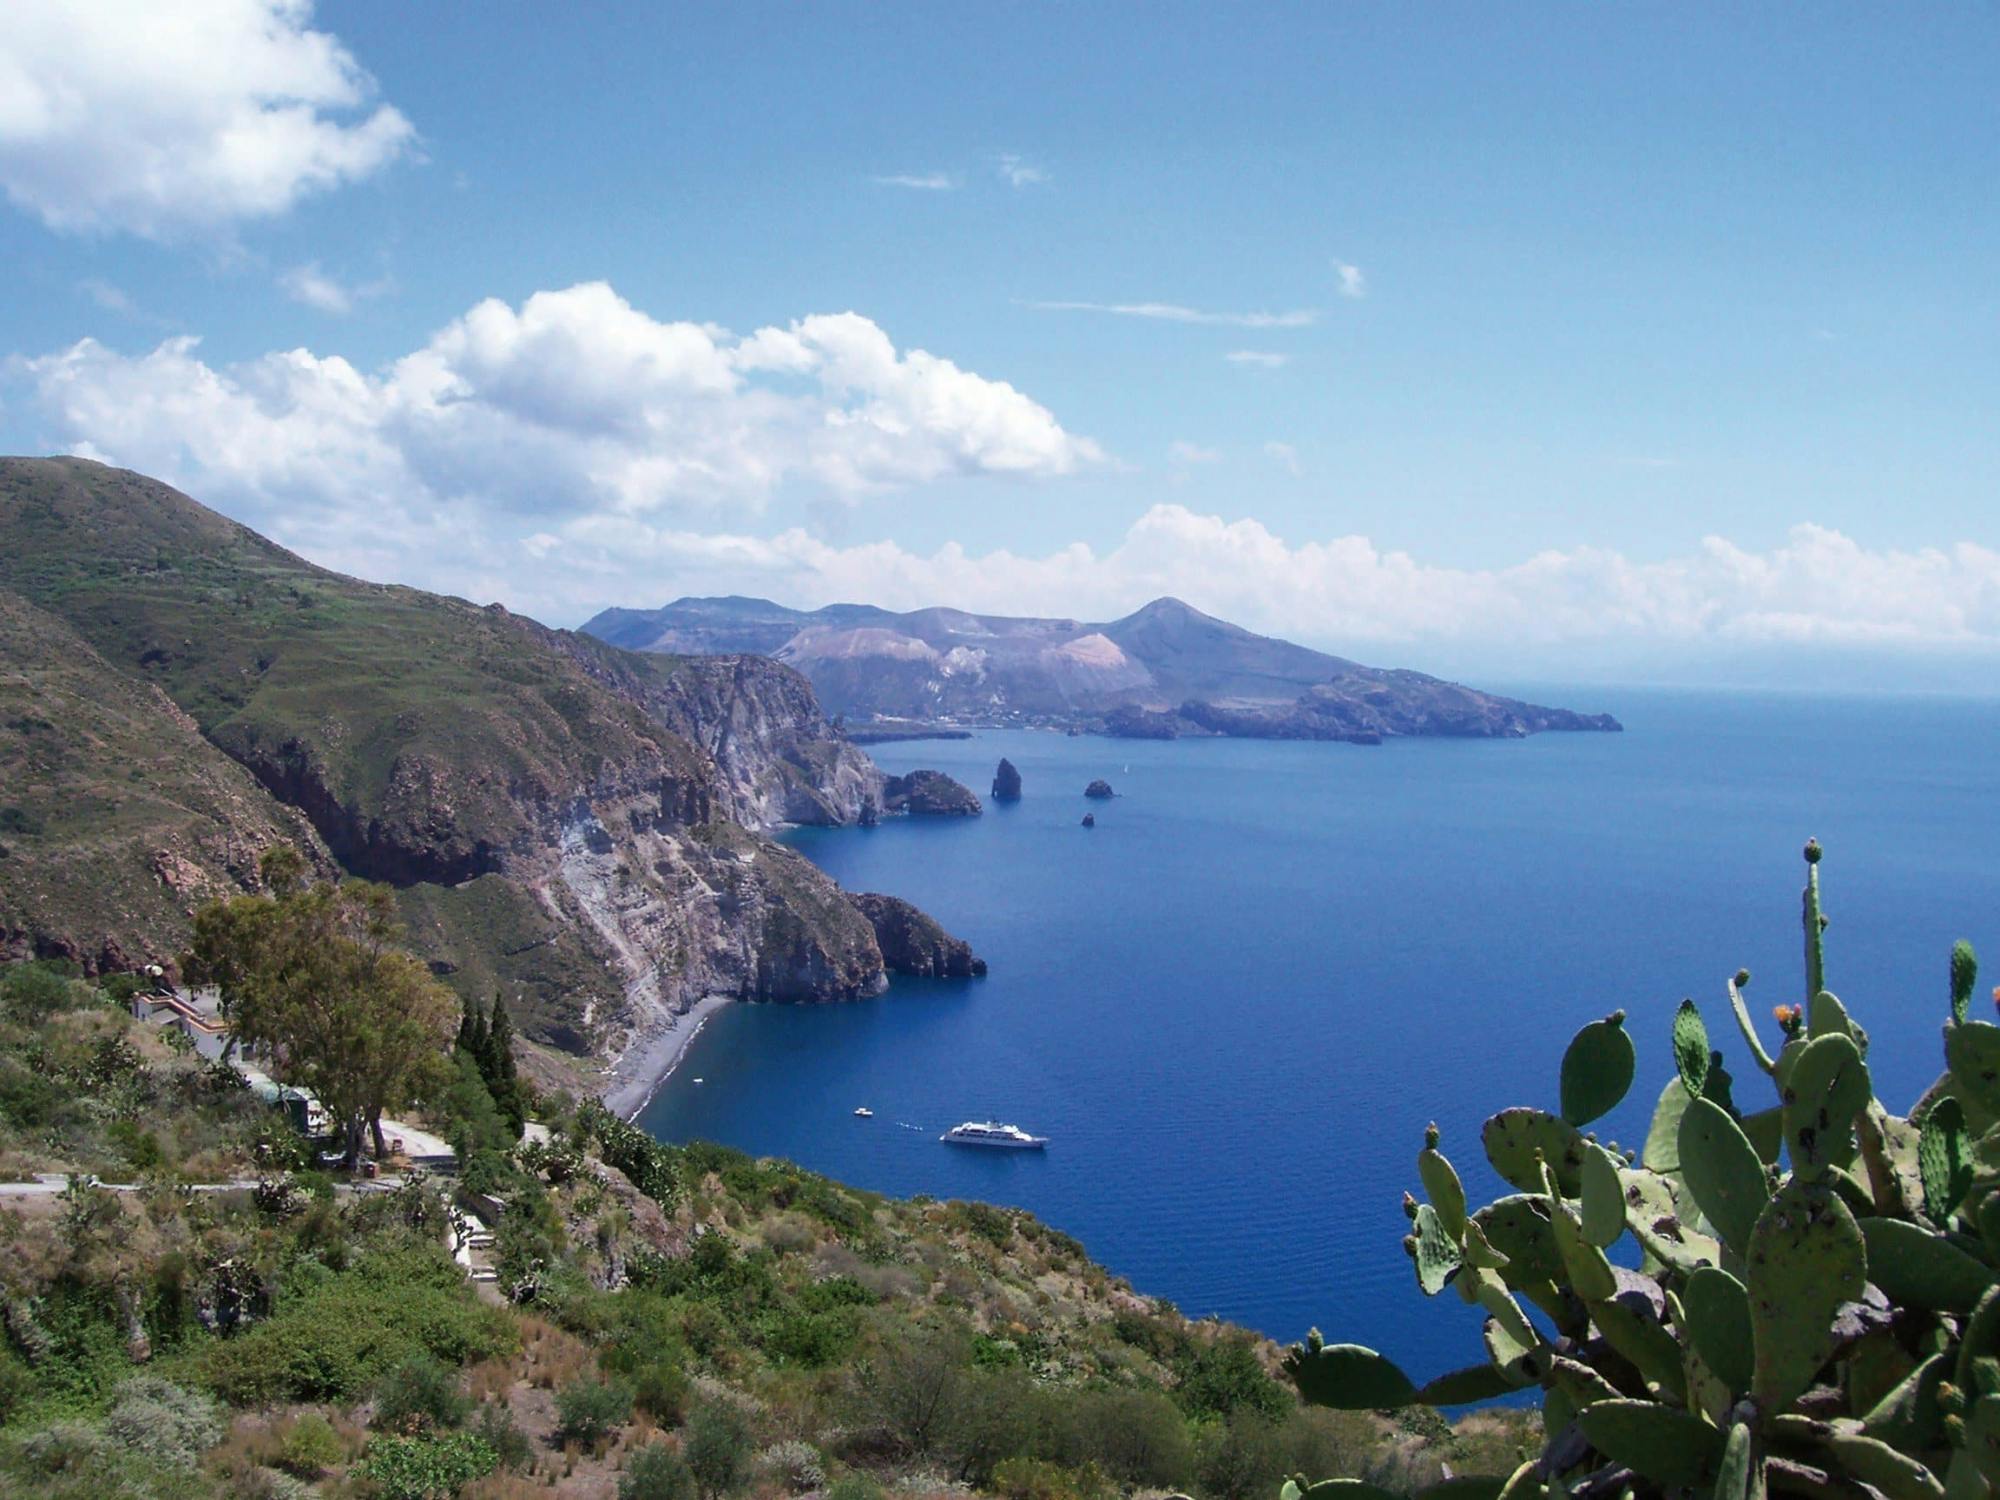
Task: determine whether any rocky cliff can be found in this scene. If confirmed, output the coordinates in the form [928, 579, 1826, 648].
[550, 635, 880, 830]
[0, 458, 957, 1079]
[846, 893, 986, 979]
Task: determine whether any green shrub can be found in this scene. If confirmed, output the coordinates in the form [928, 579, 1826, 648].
[553, 1377, 632, 1452]
[358, 1432, 497, 1500]
[1171, 1332, 1289, 1422]
[1, 1419, 216, 1500]
[101, 1374, 223, 1468]
[683, 1400, 754, 1500]
[756, 1439, 825, 1492]
[824, 1473, 885, 1500]
[473, 1400, 532, 1472]
[372, 1353, 470, 1435]
[630, 1359, 691, 1424]
[277, 1412, 344, 1478]
[622, 1441, 698, 1500]
[197, 1253, 514, 1405]
[105, 1119, 164, 1173]
[991, 1456, 1113, 1500]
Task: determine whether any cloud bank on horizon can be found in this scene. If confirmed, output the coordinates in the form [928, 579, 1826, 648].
[10, 281, 1999, 667]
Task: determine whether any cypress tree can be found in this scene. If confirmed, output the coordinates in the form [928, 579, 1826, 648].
[465, 999, 490, 1074]
[490, 997, 524, 1137]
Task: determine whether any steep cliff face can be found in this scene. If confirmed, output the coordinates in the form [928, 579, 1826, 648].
[846, 893, 985, 979]
[0, 458, 937, 1077]
[549, 635, 881, 830]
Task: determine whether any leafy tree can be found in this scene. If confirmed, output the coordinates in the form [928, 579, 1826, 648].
[682, 1400, 755, 1500]
[623, 1442, 699, 1500]
[187, 846, 457, 1166]
[554, 1377, 633, 1452]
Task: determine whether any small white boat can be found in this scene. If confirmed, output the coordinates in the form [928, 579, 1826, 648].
[941, 1120, 1047, 1149]
[692, 1077, 704, 1085]
[854, 1106, 874, 1118]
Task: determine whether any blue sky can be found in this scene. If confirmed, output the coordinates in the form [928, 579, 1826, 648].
[1, 3, 1996, 684]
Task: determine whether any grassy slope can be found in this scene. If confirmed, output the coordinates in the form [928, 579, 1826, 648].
[0, 458, 708, 873]
[0, 585, 328, 965]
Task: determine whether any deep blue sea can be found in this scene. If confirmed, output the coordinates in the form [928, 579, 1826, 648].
[640, 688, 2000, 1383]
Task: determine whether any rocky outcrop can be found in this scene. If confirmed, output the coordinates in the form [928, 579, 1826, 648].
[548, 633, 879, 831]
[846, 893, 986, 979]
[992, 758, 1022, 801]
[1084, 779, 1115, 800]
[882, 770, 982, 817]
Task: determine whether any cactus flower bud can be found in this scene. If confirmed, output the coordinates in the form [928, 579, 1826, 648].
[1734, 968, 1751, 989]
[1402, 1234, 1418, 1258]
[1424, 1122, 1440, 1150]
[1804, 838, 1822, 864]
[1402, 1192, 1419, 1220]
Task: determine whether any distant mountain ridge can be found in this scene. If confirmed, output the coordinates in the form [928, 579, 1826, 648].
[582, 594, 1622, 743]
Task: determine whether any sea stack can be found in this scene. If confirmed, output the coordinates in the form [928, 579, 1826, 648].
[881, 770, 983, 816]
[1082, 813, 1095, 828]
[992, 758, 1022, 801]
[1084, 779, 1114, 800]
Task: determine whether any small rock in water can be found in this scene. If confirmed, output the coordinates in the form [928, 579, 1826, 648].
[992, 757, 1022, 801]
[1081, 813, 1095, 828]
[1084, 778, 1114, 799]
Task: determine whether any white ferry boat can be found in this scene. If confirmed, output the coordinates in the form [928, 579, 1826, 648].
[940, 1120, 1047, 1149]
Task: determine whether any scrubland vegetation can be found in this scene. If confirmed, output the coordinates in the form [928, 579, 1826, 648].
[0, 958, 1525, 1499]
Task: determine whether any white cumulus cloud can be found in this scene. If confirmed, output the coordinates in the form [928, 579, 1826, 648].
[1225, 350, 1289, 368]
[1335, 261, 1366, 299]
[0, 0, 415, 239]
[10, 282, 1103, 579]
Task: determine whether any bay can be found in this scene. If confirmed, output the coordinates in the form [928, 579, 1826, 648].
[640, 687, 2000, 1380]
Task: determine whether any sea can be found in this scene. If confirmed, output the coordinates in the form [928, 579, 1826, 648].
[639, 687, 2000, 1383]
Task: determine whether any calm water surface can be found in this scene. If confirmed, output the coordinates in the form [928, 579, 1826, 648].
[641, 689, 2000, 1380]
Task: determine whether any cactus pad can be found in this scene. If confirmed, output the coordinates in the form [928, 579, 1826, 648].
[1953, 941, 1979, 1026]
[1781, 1032, 1870, 1177]
[1285, 1338, 1418, 1410]
[1673, 998, 1710, 1098]
[1418, 1138, 1468, 1240]
[1411, 1203, 1463, 1296]
[1576, 1399, 1725, 1488]
[1858, 1218, 1993, 1312]
[1561, 1011, 1636, 1127]
[1578, 1142, 1626, 1248]
[1681, 1265, 1754, 1397]
[1919, 1097, 1972, 1223]
[1483, 1109, 1585, 1195]
[1713, 1422, 1760, 1500]
[1472, 1195, 1563, 1285]
[1945, 1021, 2000, 1118]
[1677, 1095, 1770, 1256]
[1746, 1178, 1866, 1409]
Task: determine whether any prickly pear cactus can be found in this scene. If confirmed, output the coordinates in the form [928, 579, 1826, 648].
[1284, 842, 2000, 1500]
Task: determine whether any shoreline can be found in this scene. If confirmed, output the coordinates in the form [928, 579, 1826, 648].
[601, 994, 734, 1122]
